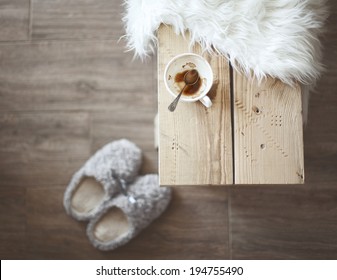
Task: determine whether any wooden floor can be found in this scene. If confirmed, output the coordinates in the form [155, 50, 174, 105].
[0, 0, 336, 260]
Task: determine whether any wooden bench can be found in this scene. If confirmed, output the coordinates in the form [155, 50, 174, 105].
[157, 25, 304, 185]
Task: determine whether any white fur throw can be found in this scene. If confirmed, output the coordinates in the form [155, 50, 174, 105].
[122, 0, 328, 86]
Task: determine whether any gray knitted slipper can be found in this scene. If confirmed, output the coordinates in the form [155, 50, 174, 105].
[64, 139, 142, 221]
[86, 174, 171, 251]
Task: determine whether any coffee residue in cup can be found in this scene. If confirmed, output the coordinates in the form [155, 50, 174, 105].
[174, 70, 202, 95]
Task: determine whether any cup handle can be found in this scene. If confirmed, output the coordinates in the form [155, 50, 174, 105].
[199, 95, 212, 108]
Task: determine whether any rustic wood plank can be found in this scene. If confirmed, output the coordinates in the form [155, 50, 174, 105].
[158, 25, 233, 186]
[233, 73, 304, 184]
[31, 0, 124, 40]
[0, 0, 29, 41]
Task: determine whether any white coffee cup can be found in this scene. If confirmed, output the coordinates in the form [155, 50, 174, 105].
[164, 53, 213, 108]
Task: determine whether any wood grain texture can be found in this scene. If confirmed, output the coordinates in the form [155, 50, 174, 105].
[233, 74, 304, 184]
[0, 112, 91, 186]
[158, 25, 233, 186]
[0, 0, 29, 41]
[25, 186, 229, 259]
[0, 112, 90, 160]
[31, 0, 124, 40]
[0, 186, 26, 259]
[0, 40, 155, 112]
[230, 184, 337, 259]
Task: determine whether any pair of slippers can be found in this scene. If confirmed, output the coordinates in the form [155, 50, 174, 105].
[63, 139, 171, 251]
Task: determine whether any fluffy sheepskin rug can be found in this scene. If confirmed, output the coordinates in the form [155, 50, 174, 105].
[122, 0, 328, 86]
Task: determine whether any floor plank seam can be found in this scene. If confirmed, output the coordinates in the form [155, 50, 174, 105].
[228, 186, 233, 259]
[229, 63, 235, 184]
